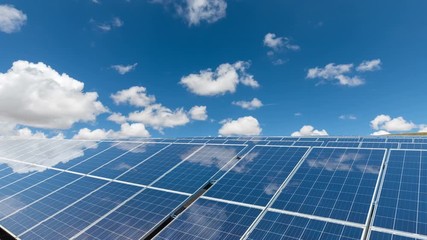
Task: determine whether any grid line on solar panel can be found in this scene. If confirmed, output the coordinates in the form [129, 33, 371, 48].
[270, 147, 387, 225]
[360, 142, 399, 149]
[246, 211, 364, 240]
[369, 226, 427, 240]
[400, 143, 427, 150]
[372, 149, 427, 237]
[326, 141, 361, 148]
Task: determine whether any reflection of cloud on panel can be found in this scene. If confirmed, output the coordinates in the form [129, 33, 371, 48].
[114, 142, 146, 153]
[180, 146, 203, 160]
[264, 183, 280, 195]
[0, 140, 98, 173]
[186, 146, 238, 169]
[112, 162, 133, 171]
[0, 196, 26, 218]
[306, 152, 366, 172]
[230, 151, 259, 173]
[356, 164, 379, 174]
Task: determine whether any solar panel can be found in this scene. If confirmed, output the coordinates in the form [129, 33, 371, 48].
[387, 138, 414, 143]
[368, 231, 422, 240]
[247, 211, 363, 240]
[360, 142, 399, 149]
[267, 140, 295, 146]
[271, 147, 386, 224]
[361, 138, 387, 143]
[204, 146, 309, 206]
[400, 143, 427, 150]
[372, 149, 427, 237]
[326, 141, 361, 148]
[156, 198, 261, 240]
[293, 141, 323, 146]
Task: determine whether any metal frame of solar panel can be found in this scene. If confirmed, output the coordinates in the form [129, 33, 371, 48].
[1, 136, 427, 240]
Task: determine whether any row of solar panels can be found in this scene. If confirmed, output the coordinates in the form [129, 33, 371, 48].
[0, 138, 425, 240]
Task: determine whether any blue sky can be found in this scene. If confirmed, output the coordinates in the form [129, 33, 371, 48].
[0, 0, 426, 139]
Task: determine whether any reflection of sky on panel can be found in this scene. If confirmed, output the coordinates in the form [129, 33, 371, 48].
[157, 199, 260, 240]
[272, 148, 385, 224]
[205, 146, 309, 206]
[248, 211, 362, 240]
[153, 145, 245, 193]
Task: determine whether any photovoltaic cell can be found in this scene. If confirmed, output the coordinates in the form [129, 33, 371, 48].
[360, 142, 399, 149]
[153, 145, 245, 193]
[369, 231, 421, 240]
[267, 141, 294, 146]
[361, 138, 387, 143]
[387, 138, 413, 143]
[272, 147, 386, 224]
[156, 198, 261, 240]
[400, 143, 427, 150]
[414, 138, 427, 143]
[336, 138, 361, 142]
[293, 141, 323, 147]
[248, 211, 363, 240]
[118, 144, 203, 185]
[326, 142, 360, 148]
[204, 146, 309, 206]
[373, 150, 427, 236]
[74, 189, 188, 240]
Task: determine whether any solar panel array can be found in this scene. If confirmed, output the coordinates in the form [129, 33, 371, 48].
[0, 136, 426, 240]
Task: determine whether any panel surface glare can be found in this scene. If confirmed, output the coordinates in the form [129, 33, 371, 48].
[272, 147, 385, 224]
[204, 146, 309, 206]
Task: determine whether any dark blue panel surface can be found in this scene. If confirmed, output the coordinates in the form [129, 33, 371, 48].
[248, 211, 363, 240]
[387, 138, 413, 143]
[361, 138, 387, 142]
[205, 146, 309, 206]
[361, 142, 398, 149]
[327, 142, 360, 148]
[400, 143, 427, 150]
[156, 198, 260, 240]
[336, 138, 361, 142]
[272, 147, 385, 224]
[293, 141, 323, 146]
[118, 144, 203, 185]
[153, 145, 245, 193]
[20, 182, 142, 240]
[267, 140, 295, 146]
[369, 231, 421, 240]
[75, 189, 188, 240]
[414, 138, 427, 143]
[0, 175, 105, 235]
[90, 143, 168, 179]
[69, 142, 142, 174]
[374, 150, 427, 235]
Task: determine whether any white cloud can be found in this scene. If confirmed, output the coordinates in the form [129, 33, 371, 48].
[111, 63, 137, 74]
[419, 125, 427, 133]
[112, 17, 123, 27]
[96, 17, 124, 31]
[263, 33, 300, 51]
[15, 128, 47, 139]
[189, 105, 208, 120]
[111, 86, 156, 107]
[232, 98, 263, 110]
[91, 0, 101, 4]
[107, 112, 127, 124]
[371, 130, 390, 136]
[0, 60, 107, 130]
[128, 104, 190, 131]
[0, 5, 27, 33]
[339, 114, 357, 120]
[291, 125, 328, 137]
[218, 116, 262, 136]
[357, 59, 381, 72]
[73, 122, 150, 140]
[294, 112, 302, 117]
[180, 61, 259, 96]
[307, 63, 353, 79]
[370, 115, 416, 132]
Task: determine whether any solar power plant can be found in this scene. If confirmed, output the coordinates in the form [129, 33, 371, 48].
[0, 136, 426, 240]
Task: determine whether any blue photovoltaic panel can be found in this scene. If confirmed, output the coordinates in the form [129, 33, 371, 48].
[74, 189, 188, 240]
[89, 143, 168, 179]
[225, 140, 248, 145]
[298, 137, 319, 141]
[369, 231, 421, 240]
[0, 175, 106, 235]
[387, 138, 413, 143]
[206, 139, 228, 144]
[204, 146, 309, 206]
[267, 141, 294, 146]
[156, 198, 261, 240]
[318, 137, 338, 142]
[414, 138, 427, 143]
[118, 144, 203, 185]
[68, 142, 142, 174]
[19, 182, 142, 240]
[326, 142, 360, 148]
[272, 147, 386, 224]
[361, 138, 387, 142]
[282, 137, 299, 141]
[336, 138, 361, 142]
[266, 137, 284, 141]
[153, 145, 245, 193]
[360, 142, 399, 149]
[245, 140, 270, 145]
[400, 143, 427, 150]
[248, 211, 363, 240]
[373, 150, 427, 236]
[293, 141, 323, 146]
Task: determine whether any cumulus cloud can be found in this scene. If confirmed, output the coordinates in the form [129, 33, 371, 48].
[264, 33, 300, 51]
[128, 104, 190, 131]
[95, 17, 124, 31]
[189, 105, 208, 120]
[111, 63, 137, 74]
[357, 59, 382, 72]
[0, 5, 27, 33]
[370, 115, 416, 132]
[307, 59, 381, 87]
[339, 114, 357, 120]
[418, 125, 427, 133]
[111, 86, 155, 107]
[0, 60, 107, 131]
[107, 112, 127, 124]
[180, 61, 259, 96]
[218, 116, 262, 136]
[232, 98, 263, 110]
[153, 0, 227, 26]
[371, 130, 390, 136]
[73, 122, 150, 140]
[291, 125, 328, 137]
